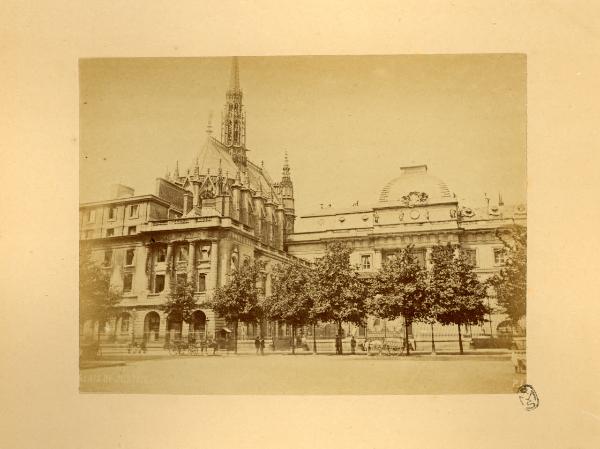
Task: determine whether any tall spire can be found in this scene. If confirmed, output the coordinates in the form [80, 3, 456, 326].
[229, 56, 240, 92]
[221, 56, 247, 163]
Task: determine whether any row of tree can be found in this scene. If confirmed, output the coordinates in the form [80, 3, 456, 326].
[80, 225, 526, 355]
[204, 225, 526, 355]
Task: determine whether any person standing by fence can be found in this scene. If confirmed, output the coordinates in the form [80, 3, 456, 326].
[254, 336, 260, 355]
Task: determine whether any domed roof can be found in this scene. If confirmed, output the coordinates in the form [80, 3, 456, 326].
[378, 165, 454, 204]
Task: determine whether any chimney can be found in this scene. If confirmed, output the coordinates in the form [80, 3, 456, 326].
[400, 165, 428, 176]
[110, 184, 135, 199]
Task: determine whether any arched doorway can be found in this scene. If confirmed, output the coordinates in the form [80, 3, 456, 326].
[144, 311, 160, 342]
[166, 314, 183, 343]
[189, 310, 207, 342]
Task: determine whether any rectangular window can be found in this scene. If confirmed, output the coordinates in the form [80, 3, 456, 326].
[129, 204, 139, 218]
[260, 276, 267, 294]
[197, 273, 206, 292]
[128, 226, 136, 235]
[466, 249, 477, 266]
[156, 246, 166, 263]
[154, 274, 165, 293]
[178, 246, 188, 262]
[414, 249, 426, 268]
[123, 273, 133, 292]
[176, 273, 187, 286]
[361, 254, 371, 270]
[125, 248, 135, 266]
[87, 210, 96, 223]
[106, 228, 114, 237]
[103, 249, 113, 266]
[108, 206, 117, 220]
[121, 315, 130, 332]
[494, 248, 506, 265]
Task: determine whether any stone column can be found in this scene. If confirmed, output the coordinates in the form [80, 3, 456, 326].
[145, 245, 152, 290]
[425, 247, 432, 271]
[373, 249, 382, 270]
[187, 240, 196, 283]
[183, 195, 189, 214]
[218, 239, 231, 287]
[209, 240, 219, 292]
[192, 184, 199, 208]
[165, 243, 173, 293]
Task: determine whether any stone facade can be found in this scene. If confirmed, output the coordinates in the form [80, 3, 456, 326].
[80, 58, 299, 346]
[288, 164, 526, 345]
[80, 58, 526, 351]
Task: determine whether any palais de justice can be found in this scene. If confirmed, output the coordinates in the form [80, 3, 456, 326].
[79, 58, 526, 351]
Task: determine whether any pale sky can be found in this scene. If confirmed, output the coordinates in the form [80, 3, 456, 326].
[79, 55, 526, 215]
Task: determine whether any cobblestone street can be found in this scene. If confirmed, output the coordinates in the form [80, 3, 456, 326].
[80, 354, 517, 394]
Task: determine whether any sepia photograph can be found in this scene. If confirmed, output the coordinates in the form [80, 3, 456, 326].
[5, 1, 600, 448]
[79, 55, 527, 395]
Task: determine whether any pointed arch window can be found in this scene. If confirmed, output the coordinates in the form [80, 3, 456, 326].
[233, 121, 240, 143]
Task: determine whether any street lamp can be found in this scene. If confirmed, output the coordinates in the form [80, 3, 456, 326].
[131, 307, 137, 344]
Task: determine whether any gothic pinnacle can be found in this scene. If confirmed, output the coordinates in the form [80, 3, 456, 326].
[206, 111, 213, 135]
[229, 56, 240, 92]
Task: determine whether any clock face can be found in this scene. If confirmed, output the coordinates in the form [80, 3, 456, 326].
[410, 210, 420, 220]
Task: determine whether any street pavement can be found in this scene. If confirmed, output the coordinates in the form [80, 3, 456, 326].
[80, 353, 518, 394]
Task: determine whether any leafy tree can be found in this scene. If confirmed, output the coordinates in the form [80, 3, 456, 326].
[487, 225, 527, 333]
[368, 245, 428, 355]
[159, 277, 198, 341]
[312, 242, 367, 354]
[263, 262, 314, 354]
[205, 259, 264, 353]
[79, 247, 121, 344]
[429, 243, 488, 354]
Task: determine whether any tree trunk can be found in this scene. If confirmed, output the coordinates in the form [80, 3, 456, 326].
[233, 319, 238, 354]
[291, 324, 296, 355]
[404, 317, 410, 356]
[430, 323, 436, 355]
[458, 323, 463, 354]
[312, 323, 317, 354]
[337, 321, 343, 355]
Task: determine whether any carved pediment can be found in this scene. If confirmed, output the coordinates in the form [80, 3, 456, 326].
[401, 191, 428, 207]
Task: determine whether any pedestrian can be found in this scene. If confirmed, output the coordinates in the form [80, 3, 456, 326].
[350, 335, 356, 355]
[259, 336, 265, 355]
[254, 336, 260, 355]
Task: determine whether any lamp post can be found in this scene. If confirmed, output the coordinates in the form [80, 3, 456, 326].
[131, 308, 137, 344]
[487, 296, 494, 343]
